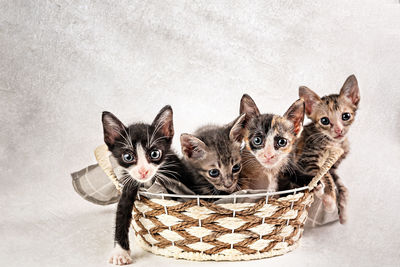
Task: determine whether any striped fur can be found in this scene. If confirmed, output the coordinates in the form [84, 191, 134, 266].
[296, 75, 360, 224]
[180, 115, 247, 195]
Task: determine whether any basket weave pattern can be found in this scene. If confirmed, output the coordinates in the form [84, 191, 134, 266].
[131, 191, 313, 260]
[95, 144, 344, 261]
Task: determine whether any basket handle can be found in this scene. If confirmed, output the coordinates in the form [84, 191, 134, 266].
[307, 146, 344, 189]
[94, 144, 122, 193]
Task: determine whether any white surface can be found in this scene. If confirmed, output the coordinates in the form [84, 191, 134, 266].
[1, 1, 400, 266]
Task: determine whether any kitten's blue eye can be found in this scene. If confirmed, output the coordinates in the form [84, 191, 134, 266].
[208, 169, 220, 178]
[277, 138, 287, 147]
[320, 117, 330, 125]
[342, 113, 351, 121]
[150, 150, 162, 160]
[252, 136, 263, 146]
[232, 164, 241, 173]
[122, 152, 135, 163]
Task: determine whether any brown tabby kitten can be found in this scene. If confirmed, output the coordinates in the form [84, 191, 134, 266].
[180, 114, 246, 195]
[239, 95, 308, 192]
[296, 75, 360, 224]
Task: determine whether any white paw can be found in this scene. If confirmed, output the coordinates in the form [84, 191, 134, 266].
[314, 184, 324, 198]
[322, 195, 337, 213]
[108, 244, 133, 265]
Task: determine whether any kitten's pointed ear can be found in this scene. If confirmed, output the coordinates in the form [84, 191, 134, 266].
[240, 94, 260, 119]
[180, 134, 207, 160]
[339, 74, 360, 107]
[299, 86, 321, 116]
[102, 111, 127, 148]
[229, 113, 247, 144]
[152, 105, 174, 139]
[283, 99, 305, 136]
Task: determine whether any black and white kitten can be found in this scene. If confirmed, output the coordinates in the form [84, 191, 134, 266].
[103, 106, 188, 265]
[180, 114, 247, 195]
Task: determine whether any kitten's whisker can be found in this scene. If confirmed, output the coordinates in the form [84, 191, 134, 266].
[116, 142, 135, 151]
[146, 128, 150, 148]
[160, 162, 180, 168]
[149, 118, 167, 146]
[116, 128, 134, 150]
[127, 127, 134, 149]
[155, 173, 177, 188]
[158, 170, 179, 180]
[158, 169, 179, 175]
[150, 136, 168, 147]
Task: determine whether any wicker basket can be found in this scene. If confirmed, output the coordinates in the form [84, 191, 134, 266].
[95, 145, 343, 261]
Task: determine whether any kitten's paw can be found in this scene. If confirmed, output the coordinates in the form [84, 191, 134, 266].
[339, 213, 347, 224]
[314, 184, 324, 198]
[108, 245, 132, 265]
[322, 195, 336, 213]
[338, 188, 348, 224]
[338, 204, 348, 224]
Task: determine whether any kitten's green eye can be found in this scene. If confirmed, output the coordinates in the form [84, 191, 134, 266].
[208, 169, 220, 178]
[342, 113, 351, 121]
[150, 150, 162, 160]
[252, 136, 263, 146]
[232, 164, 241, 173]
[277, 138, 287, 147]
[122, 152, 135, 163]
[320, 117, 330, 125]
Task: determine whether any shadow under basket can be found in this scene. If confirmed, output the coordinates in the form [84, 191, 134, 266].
[95, 145, 343, 261]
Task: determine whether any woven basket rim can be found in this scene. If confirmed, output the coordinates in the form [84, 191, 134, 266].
[138, 186, 309, 199]
[94, 144, 345, 196]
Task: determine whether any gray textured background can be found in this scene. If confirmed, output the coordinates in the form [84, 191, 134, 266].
[1, 0, 400, 266]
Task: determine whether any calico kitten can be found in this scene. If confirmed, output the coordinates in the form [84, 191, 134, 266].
[239, 95, 310, 192]
[296, 74, 360, 224]
[180, 114, 247, 195]
[103, 106, 190, 265]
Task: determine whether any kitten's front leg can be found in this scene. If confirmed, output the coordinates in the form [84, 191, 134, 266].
[320, 173, 337, 213]
[109, 185, 138, 265]
[330, 171, 348, 224]
[300, 160, 336, 211]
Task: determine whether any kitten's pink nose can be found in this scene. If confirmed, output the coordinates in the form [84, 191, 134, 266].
[264, 154, 275, 161]
[224, 180, 234, 188]
[334, 127, 343, 134]
[138, 168, 149, 178]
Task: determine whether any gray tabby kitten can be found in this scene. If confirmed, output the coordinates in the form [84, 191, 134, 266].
[296, 75, 360, 224]
[180, 115, 247, 195]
